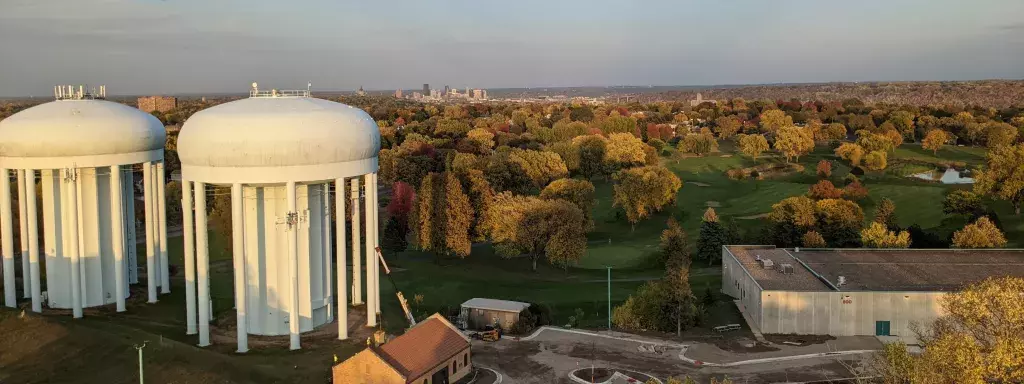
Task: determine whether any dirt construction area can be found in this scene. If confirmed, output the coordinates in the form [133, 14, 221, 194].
[471, 328, 881, 384]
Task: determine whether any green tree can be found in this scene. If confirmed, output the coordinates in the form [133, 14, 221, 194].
[737, 134, 770, 160]
[572, 135, 608, 179]
[410, 172, 473, 259]
[888, 110, 916, 140]
[951, 217, 1007, 248]
[435, 118, 472, 136]
[482, 193, 587, 271]
[552, 120, 589, 141]
[942, 190, 983, 217]
[860, 222, 911, 248]
[696, 208, 726, 266]
[540, 178, 596, 229]
[816, 198, 865, 247]
[662, 219, 697, 335]
[974, 144, 1024, 214]
[484, 152, 534, 195]
[774, 126, 815, 162]
[599, 114, 637, 135]
[759, 109, 793, 133]
[612, 166, 682, 231]
[678, 131, 719, 157]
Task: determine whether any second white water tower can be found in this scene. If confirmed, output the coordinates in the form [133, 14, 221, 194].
[177, 84, 382, 352]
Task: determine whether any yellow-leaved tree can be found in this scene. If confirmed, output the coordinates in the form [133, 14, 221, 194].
[835, 142, 865, 166]
[737, 134, 770, 160]
[951, 216, 1007, 248]
[773, 126, 815, 163]
[860, 222, 911, 248]
[876, 277, 1024, 383]
[921, 129, 951, 155]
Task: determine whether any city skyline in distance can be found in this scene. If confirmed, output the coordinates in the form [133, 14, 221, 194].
[2, 0, 1023, 97]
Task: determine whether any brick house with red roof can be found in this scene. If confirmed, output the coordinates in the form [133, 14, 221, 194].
[333, 314, 473, 384]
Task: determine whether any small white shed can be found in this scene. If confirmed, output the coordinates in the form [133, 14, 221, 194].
[459, 298, 530, 330]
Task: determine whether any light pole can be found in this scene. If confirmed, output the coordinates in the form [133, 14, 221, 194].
[606, 266, 611, 330]
[134, 341, 148, 384]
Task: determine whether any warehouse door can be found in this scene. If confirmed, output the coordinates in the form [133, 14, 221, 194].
[875, 321, 891, 336]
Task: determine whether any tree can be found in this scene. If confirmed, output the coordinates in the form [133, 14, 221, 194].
[877, 277, 1024, 383]
[774, 126, 815, 162]
[984, 121, 1018, 148]
[737, 134, 770, 160]
[951, 217, 1007, 248]
[207, 186, 233, 255]
[860, 222, 911, 248]
[841, 179, 869, 201]
[817, 123, 847, 142]
[835, 142, 865, 166]
[874, 197, 896, 228]
[460, 170, 494, 241]
[759, 109, 793, 133]
[816, 198, 864, 246]
[507, 149, 569, 190]
[922, 129, 951, 155]
[678, 131, 718, 156]
[713, 116, 742, 139]
[466, 128, 495, 151]
[662, 219, 697, 335]
[857, 131, 895, 153]
[599, 114, 637, 135]
[410, 172, 473, 259]
[552, 120, 589, 141]
[974, 144, 1024, 214]
[863, 150, 888, 171]
[816, 160, 832, 178]
[612, 166, 682, 231]
[165, 181, 183, 225]
[381, 217, 409, 255]
[942, 189, 983, 217]
[434, 118, 472, 136]
[696, 208, 726, 266]
[888, 110, 916, 140]
[766, 196, 817, 246]
[481, 193, 587, 271]
[572, 135, 608, 179]
[540, 178, 596, 229]
[604, 132, 648, 170]
[807, 180, 844, 200]
[801, 231, 827, 248]
[386, 181, 416, 221]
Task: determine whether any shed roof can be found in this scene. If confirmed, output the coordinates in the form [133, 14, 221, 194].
[461, 298, 531, 313]
[375, 314, 470, 381]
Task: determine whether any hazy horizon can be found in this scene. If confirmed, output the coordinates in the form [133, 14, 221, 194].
[2, 0, 1023, 97]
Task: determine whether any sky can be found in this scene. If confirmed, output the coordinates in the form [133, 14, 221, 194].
[1, 0, 1023, 97]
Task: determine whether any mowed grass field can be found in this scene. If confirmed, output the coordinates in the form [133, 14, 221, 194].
[3, 141, 1011, 383]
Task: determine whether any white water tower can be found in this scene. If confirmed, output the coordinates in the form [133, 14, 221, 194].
[0, 85, 169, 317]
[177, 84, 381, 352]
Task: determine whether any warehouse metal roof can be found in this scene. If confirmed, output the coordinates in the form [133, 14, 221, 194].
[726, 246, 1024, 292]
[461, 298, 531, 313]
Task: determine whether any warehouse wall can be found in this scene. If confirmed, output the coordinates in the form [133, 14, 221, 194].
[760, 290, 945, 337]
[721, 247, 763, 329]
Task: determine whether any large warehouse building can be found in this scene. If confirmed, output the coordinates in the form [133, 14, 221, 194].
[722, 246, 1024, 341]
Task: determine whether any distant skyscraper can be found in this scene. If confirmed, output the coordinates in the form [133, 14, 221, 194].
[394, 89, 403, 98]
[472, 89, 484, 99]
[423, 84, 430, 95]
[443, 85, 451, 96]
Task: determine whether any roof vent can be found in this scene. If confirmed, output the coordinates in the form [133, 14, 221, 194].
[780, 264, 794, 274]
[794, 247, 800, 252]
[759, 259, 774, 269]
[837, 276, 846, 286]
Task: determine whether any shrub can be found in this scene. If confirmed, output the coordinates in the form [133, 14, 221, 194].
[726, 168, 747, 180]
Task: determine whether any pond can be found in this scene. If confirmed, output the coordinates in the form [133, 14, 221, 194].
[910, 168, 974, 184]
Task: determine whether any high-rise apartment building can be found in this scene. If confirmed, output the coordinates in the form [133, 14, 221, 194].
[423, 84, 430, 95]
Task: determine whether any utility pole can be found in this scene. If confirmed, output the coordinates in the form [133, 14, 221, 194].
[606, 266, 611, 330]
[134, 341, 148, 384]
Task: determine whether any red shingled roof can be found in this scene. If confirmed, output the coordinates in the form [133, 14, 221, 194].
[375, 314, 470, 381]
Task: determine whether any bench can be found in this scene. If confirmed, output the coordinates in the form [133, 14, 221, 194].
[713, 324, 742, 332]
